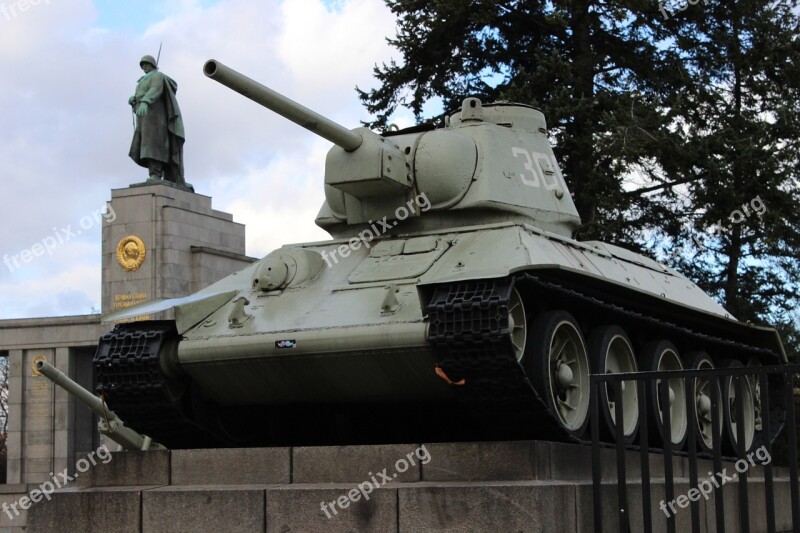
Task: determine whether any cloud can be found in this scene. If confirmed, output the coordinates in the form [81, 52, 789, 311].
[0, 0, 398, 319]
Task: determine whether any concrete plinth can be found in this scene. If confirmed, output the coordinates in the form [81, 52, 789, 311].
[24, 440, 798, 533]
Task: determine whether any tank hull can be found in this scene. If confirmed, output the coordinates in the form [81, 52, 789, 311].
[96, 223, 787, 449]
[174, 222, 784, 401]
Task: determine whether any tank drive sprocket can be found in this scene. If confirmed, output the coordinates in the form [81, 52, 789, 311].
[93, 321, 223, 448]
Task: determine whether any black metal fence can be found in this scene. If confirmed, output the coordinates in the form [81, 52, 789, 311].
[591, 364, 800, 533]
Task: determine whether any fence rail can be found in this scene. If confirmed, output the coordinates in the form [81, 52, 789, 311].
[591, 364, 800, 533]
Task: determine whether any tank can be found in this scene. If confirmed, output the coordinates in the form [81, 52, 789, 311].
[94, 59, 789, 451]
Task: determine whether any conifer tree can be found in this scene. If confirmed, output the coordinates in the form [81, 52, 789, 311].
[651, 0, 800, 357]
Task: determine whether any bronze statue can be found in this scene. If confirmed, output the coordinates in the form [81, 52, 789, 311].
[128, 55, 190, 189]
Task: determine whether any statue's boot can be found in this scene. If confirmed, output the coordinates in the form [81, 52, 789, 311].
[147, 161, 164, 182]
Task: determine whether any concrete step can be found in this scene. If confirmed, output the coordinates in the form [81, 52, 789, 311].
[21, 441, 795, 533]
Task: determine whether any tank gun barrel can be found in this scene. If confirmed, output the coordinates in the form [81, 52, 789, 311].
[35, 360, 165, 451]
[203, 59, 363, 152]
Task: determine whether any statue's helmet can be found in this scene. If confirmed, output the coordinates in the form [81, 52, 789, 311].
[140, 55, 158, 69]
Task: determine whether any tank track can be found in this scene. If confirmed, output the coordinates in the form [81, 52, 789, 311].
[427, 278, 570, 441]
[93, 321, 222, 449]
[427, 273, 787, 448]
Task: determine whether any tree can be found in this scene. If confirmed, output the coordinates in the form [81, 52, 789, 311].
[648, 0, 800, 356]
[360, 0, 800, 355]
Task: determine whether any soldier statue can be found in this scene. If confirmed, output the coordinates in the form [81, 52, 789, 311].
[128, 55, 191, 190]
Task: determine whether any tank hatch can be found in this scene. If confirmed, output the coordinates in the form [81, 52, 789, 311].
[348, 236, 449, 283]
[448, 98, 548, 133]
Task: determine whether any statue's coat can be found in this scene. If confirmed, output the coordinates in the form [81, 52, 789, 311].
[129, 70, 185, 182]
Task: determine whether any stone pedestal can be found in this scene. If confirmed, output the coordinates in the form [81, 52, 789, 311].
[101, 183, 253, 315]
[26, 442, 797, 532]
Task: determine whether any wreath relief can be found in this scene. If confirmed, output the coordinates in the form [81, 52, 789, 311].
[116, 236, 146, 272]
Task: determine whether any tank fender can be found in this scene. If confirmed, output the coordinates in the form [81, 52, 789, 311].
[102, 289, 239, 334]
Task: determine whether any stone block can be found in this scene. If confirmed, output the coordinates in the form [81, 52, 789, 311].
[23, 432, 52, 446]
[20, 417, 51, 432]
[161, 248, 189, 266]
[107, 198, 150, 224]
[161, 263, 191, 280]
[7, 377, 22, 404]
[26, 487, 142, 533]
[6, 411, 20, 434]
[8, 351, 23, 377]
[576, 479, 698, 533]
[422, 441, 549, 481]
[772, 478, 795, 532]
[53, 429, 72, 459]
[24, 459, 53, 477]
[293, 444, 425, 483]
[161, 235, 198, 255]
[700, 476, 794, 533]
[77, 450, 169, 488]
[171, 448, 290, 485]
[54, 401, 70, 430]
[24, 378, 53, 395]
[5, 459, 21, 484]
[5, 433, 20, 460]
[549, 441, 684, 481]
[267, 484, 397, 533]
[162, 205, 226, 226]
[210, 209, 235, 222]
[399, 482, 576, 532]
[142, 486, 266, 533]
[0, 492, 29, 528]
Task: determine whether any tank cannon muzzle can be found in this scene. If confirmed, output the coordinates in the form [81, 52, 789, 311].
[203, 59, 363, 152]
[35, 360, 165, 451]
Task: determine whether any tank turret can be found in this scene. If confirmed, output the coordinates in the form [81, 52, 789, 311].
[203, 60, 580, 238]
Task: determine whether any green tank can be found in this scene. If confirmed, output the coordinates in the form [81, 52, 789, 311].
[94, 60, 788, 451]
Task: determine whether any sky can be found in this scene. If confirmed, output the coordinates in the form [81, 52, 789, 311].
[0, 0, 411, 319]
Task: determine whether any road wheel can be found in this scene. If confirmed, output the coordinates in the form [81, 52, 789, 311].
[641, 340, 687, 450]
[688, 352, 723, 453]
[723, 360, 756, 453]
[529, 311, 590, 437]
[588, 325, 638, 444]
[508, 287, 527, 363]
[746, 357, 763, 433]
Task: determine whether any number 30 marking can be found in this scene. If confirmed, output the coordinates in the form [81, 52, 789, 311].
[511, 147, 561, 191]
